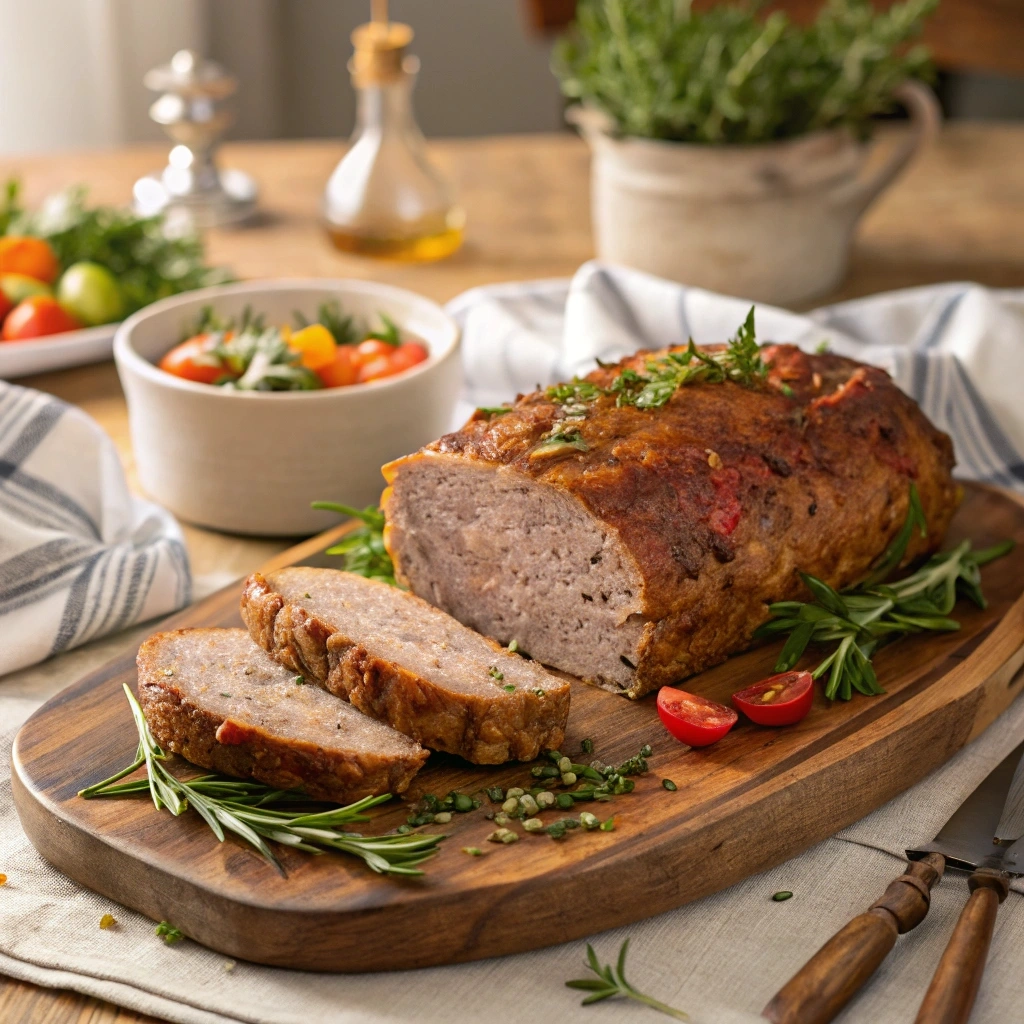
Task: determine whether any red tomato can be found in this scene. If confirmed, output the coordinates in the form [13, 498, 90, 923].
[357, 355, 395, 383]
[158, 334, 227, 384]
[354, 339, 396, 365]
[318, 346, 359, 388]
[656, 687, 738, 747]
[1, 295, 83, 341]
[732, 671, 813, 727]
[0, 236, 60, 284]
[387, 341, 429, 374]
[0, 289, 12, 325]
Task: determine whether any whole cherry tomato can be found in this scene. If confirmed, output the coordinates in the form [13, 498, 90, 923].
[318, 346, 359, 387]
[158, 335, 228, 384]
[0, 236, 61, 284]
[2, 295, 83, 341]
[732, 671, 814, 727]
[357, 354, 396, 383]
[657, 687, 738, 747]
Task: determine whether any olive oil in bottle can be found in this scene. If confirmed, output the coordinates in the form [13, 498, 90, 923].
[323, 6, 464, 262]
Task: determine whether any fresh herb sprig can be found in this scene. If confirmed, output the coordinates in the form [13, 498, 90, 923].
[366, 312, 402, 346]
[215, 326, 322, 391]
[547, 308, 766, 415]
[293, 300, 359, 345]
[313, 502, 398, 586]
[80, 685, 441, 876]
[531, 427, 590, 457]
[566, 939, 689, 1020]
[754, 484, 1014, 700]
[555, 0, 935, 145]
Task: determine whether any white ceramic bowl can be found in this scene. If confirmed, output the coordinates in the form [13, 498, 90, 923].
[114, 279, 461, 536]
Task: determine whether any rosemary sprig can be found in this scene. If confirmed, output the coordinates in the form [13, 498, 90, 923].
[547, 308, 767, 415]
[312, 502, 398, 586]
[293, 300, 359, 345]
[365, 312, 402, 345]
[754, 484, 1014, 700]
[566, 939, 689, 1020]
[80, 685, 442, 877]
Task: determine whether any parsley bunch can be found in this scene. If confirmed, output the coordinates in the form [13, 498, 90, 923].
[555, 0, 936, 144]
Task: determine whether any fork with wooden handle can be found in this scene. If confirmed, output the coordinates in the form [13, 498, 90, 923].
[762, 853, 945, 1024]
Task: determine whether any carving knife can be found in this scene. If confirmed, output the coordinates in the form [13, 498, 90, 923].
[763, 741, 1024, 1024]
[909, 743, 1024, 1024]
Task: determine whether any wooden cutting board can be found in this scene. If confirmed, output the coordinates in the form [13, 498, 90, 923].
[12, 484, 1024, 973]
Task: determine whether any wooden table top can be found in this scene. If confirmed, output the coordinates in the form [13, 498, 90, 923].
[3, 124, 1024, 1023]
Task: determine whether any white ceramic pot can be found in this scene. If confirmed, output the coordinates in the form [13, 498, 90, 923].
[114, 279, 461, 536]
[573, 81, 941, 307]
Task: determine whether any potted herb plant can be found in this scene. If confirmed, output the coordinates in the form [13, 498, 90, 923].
[554, 0, 940, 305]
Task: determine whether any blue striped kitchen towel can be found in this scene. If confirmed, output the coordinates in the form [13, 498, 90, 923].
[0, 380, 190, 676]
[446, 261, 1024, 493]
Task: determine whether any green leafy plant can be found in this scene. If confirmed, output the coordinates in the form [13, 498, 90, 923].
[3, 181, 230, 313]
[312, 503, 398, 585]
[566, 939, 689, 1019]
[755, 484, 1014, 700]
[80, 685, 442, 876]
[555, 0, 936, 144]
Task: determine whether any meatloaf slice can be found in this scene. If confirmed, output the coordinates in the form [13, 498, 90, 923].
[137, 628, 428, 802]
[240, 567, 570, 764]
[381, 343, 959, 699]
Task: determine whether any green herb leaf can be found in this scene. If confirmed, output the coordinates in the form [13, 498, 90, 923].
[315, 502, 398, 586]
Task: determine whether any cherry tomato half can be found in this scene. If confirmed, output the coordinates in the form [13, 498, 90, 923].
[0, 236, 60, 284]
[317, 345, 359, 387]
[656, 687, 738, 747]
[354, 338, 396, 365]
[2, 295, 83, 341]
[732, 671, 813, 727]
[158, 334, 228, 384]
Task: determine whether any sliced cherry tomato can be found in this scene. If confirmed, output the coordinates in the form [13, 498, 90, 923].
[732, 671, 813, 727]
[158, 334, 228, 384]
[354, 338, 396, 365]
[656, 687, 737, 747]
[1, 295, 83, 341]
[289, 323, 337, 371]
[387, 340, 429, 374]
[317, 345, 359, 387]
[0, 236, 60, 284]
[357, 354, 395, 383]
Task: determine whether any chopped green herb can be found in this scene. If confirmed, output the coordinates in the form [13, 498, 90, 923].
[486, 786, 505, 803]
[566, 939, 689, 1020]
[507, 639, 520, 653]
[462, 846, 485, 856]
[478, 406, 513, 417]
[773, 891, 794, 902]
[503, 684, 516, 693]
[532, 688, 547, 697]
[294, 676, 304, 685]
[531, 427, 589, 457]
[779, 383, 795, 398]
[600, 817, 616, 832]
[815, 340, 831, 354]
[155, 921, 184, 945]
[488, 667, 504, 681]
[662, 779, 678, 792]
[581, 738, 594, 755]
[219, 693, 232, 698]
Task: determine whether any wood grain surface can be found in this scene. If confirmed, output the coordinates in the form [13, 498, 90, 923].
[10, 484, 1024, 973]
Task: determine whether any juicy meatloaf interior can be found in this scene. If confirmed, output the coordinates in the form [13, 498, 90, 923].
[137, 627, 428, 801]
[383, 459, 647, 691]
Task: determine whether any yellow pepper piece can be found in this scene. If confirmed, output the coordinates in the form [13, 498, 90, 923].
[289, 323, 337, 371]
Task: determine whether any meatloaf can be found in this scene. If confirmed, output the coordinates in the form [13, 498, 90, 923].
[137, 628, 428, 801]
[241, 567, 570, 764]
[381, 342, 959, 699]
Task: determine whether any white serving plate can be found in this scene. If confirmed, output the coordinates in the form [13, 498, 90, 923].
[0, 324, 117, 379]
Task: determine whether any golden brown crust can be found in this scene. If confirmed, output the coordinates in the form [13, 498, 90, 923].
[385, 344, 959, 697]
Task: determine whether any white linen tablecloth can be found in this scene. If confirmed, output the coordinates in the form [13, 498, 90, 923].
[2, 265, 1024, 1023]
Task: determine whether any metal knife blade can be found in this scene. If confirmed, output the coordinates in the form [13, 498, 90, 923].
[994, 745, 1024, 842]
[908, 741, 1024, 871]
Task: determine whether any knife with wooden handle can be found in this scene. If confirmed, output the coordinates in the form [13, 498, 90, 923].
[764, 741, 1024, 1024]
[762, 853, 944, 1024]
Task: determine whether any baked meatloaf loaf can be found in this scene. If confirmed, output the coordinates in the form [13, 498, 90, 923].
[241, 567, 570, 764]
[137, 628, 428, 801]
[381, 342, 958, 698]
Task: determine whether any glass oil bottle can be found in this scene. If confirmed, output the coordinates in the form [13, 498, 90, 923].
[323, 9, 464, 261]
